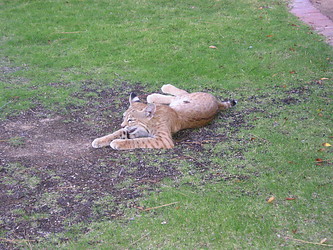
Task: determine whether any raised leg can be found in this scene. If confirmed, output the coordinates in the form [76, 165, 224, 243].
[147, 94, 175, 104]
[92, 129, 127, 148]
[161, 84, 188, 96]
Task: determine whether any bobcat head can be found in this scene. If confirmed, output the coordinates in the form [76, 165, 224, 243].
[121, 93, 155, 139]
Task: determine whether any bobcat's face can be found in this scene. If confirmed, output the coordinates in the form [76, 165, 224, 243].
[121, 95, 156, 139]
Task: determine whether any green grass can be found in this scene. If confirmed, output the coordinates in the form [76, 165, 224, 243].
[1, 0, 333, 248]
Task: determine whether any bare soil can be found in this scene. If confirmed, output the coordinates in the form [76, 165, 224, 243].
[0, 79, 324, 249]
[0, 81, 255, 249]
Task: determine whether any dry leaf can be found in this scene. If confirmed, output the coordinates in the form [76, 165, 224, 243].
[209, 45, 217, 49]
[266, 35, 273, 37]
[322, 143, 332, 147]
[285, 197, 296, 200]
[320, 238, 327, 244]
[316, 158, 323, 162]
[320, 78, 329, 80]
[267, 196, 275, 203]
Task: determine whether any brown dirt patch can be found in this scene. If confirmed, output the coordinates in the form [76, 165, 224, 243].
[0, 81, 252, 249]
[0, 79, 322, 249]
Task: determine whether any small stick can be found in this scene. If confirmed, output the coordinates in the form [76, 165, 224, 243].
[0, 101, 12, 110]
[58, 31, 85, 34]
[118, 167, 124, 177]
[285, 236, 333, 247]
[129, 232, 150, 246]
[181, 141, 202, 145]
[143, 202, 179, 211]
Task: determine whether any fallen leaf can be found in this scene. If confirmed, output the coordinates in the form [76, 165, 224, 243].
[292, 229, 298, 234]
[315, 158, 323, 162]
[322, 143, 332, 147]
[320, 238, 327, 244]
[285, 197, 296, 200]
[320, 78, 329, 80]
[290, 71, 296, 74]
[209, 45, 217, 49]
[267, 196, 275, 203]
[318, 148, 326, 152]
[266, 35, 273, 37]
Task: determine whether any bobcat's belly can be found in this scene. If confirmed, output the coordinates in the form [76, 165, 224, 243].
[170, 93, 219, 118]
[169, 92, 219, 129]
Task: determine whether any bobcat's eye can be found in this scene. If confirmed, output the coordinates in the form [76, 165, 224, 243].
[127, 118, 134, 123]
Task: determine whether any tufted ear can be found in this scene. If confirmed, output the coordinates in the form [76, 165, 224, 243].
[129, 93, 140, 105]
[144, 103, 156, 118]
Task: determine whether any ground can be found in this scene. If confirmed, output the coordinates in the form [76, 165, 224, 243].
[310, 0, 333, 21]
[0, 80, 254, 248]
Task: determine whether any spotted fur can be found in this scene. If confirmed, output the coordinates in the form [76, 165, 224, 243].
[92, 84, 236, 150]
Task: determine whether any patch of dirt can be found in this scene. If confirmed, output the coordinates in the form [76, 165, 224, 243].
[0, 80, 322, 249]
[0, 81, 256, 249]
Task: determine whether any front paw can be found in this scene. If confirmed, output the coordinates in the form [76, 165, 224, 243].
[92, 138, 105, 148]
[110, 139, 122, 150]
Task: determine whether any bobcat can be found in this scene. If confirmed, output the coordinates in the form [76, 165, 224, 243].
[92, 84, 236, 150]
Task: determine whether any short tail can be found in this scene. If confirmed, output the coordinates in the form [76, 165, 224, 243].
[218, 99, 237, 110]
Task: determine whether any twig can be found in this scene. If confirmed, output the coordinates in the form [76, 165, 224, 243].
[285, 236, 333, 247]
[181, 141, 202, 145]
[58, 31, 86, 34]
[129, 232, 150, 246]
[118, 167, 124, 177]
[0, 101, 12, 110]
[141, 202, 179, 211]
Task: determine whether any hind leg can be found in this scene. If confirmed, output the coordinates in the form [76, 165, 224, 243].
[147, 94, 175, 104]
[161, 84, 188, 96]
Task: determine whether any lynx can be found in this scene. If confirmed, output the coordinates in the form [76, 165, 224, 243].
[92, 84, 236, 150]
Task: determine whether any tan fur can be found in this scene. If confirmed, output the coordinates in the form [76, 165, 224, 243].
[92, 84, 236, 150]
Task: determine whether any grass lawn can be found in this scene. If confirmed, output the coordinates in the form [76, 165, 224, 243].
[1, 0, 332, 248]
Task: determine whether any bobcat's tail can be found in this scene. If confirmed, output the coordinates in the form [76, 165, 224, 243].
[218, 99, 237, 110]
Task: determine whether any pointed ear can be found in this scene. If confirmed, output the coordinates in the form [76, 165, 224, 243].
[129, 93, 140, 105]
[144, 103, 156, 118]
